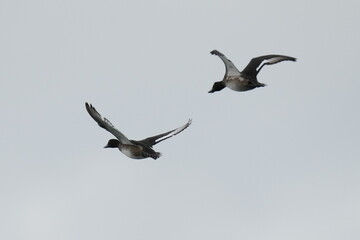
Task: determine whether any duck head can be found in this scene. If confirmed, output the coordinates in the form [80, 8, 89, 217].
[104, 139, 120, 148]
[208, 81, 226, 93]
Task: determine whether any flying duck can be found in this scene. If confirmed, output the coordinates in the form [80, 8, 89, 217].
[208, 50, 296, 93]
[85, 102, 192, 160]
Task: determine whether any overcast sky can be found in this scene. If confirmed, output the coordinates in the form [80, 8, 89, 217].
[1, 0, 359, 239]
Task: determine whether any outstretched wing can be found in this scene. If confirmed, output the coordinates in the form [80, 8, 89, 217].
[135, 119, 192, 147]
[210, 50, 241, 77]
[85, 102, 133, 145]
[242, 55, 296, 76]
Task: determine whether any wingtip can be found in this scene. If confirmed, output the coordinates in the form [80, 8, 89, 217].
[85, 102, 90, 111]
[85, 102, 98, 116]
[210, 49, 219, 55]
[85, 102, 93, 111]
[286, 56, 297, 62]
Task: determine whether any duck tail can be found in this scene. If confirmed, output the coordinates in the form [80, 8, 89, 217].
[152, 152, 162, 160]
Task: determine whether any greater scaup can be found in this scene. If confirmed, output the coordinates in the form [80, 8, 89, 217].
[209, 50, 296, 93]
[85, 102, 192, 160]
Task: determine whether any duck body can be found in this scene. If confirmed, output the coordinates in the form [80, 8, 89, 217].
[224, 75, 264, 92]
[103, 139, 161, 160]
[120, 143, 161, 160]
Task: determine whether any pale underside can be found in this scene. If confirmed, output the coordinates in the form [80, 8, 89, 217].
[119, 144, 150, 159]
[224, 76, 254, 91]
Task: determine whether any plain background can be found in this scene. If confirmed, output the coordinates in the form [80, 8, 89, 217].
[1, 0, 359, 239]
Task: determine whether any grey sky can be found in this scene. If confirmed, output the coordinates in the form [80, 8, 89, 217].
[1, 0, 359, 239]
